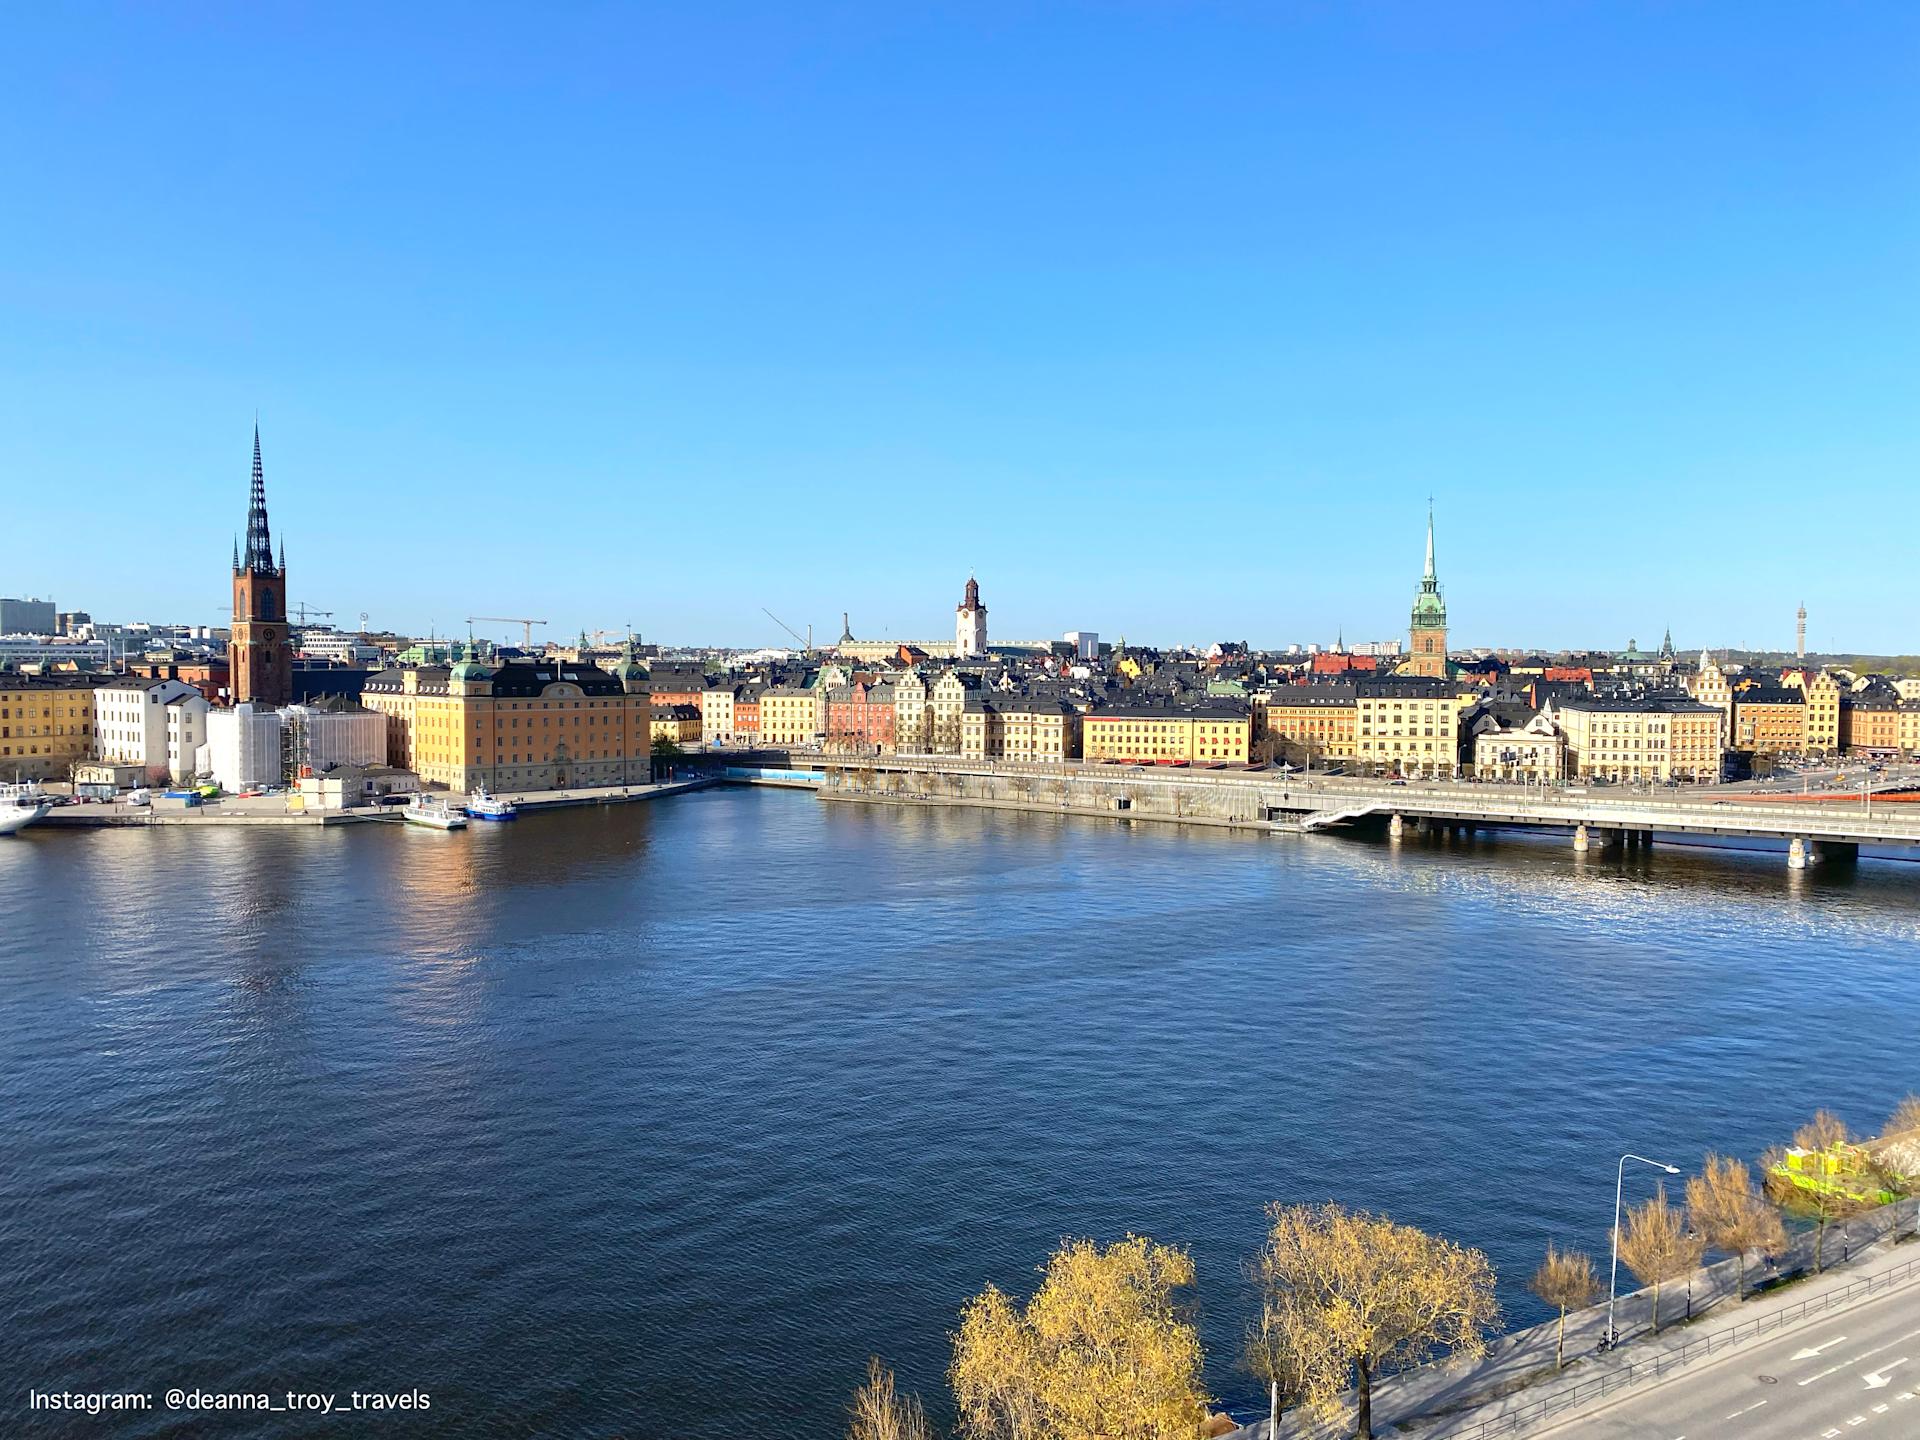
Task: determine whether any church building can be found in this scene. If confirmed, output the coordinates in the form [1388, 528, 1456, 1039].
[230, 425, 292, 706]
[1404, 505, 1449, 679]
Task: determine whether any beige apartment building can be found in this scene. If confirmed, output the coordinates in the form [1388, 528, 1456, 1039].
[1353, 678, 1463, 777]
[1558, 697, 1723, 782]
[1786, 669, 1843, 754]
[893, 670, 929, 751]
[757, 686, 821, 746]
[1258, 683, 1357, 764]
[959, 696, 1081, 762]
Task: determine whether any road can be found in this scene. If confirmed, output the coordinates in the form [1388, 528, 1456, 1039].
[1548, 1279, 1920, 1439]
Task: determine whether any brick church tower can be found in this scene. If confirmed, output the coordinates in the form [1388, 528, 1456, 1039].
[230, 424, 291, 705]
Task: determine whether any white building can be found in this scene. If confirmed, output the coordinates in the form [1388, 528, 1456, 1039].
[1064, 630, 1099, 661]
[0, 635, 111, 668]
[94, 678, 205, 782]
[282, 701, 386, 773]
[201, 703, 284, 793]
[294, 627, 383, 665]
[165, 696, 209, 781]
[955, 576, 988, 659]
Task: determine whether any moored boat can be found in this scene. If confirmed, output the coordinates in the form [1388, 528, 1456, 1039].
[402, 793, 468, 830]
[464, 785, 519, 822]
[0, 782, 52, 836]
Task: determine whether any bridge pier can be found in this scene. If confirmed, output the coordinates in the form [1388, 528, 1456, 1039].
[1787, 837, 1808, 870]
[1572, 824, 1589, 854]
[1389, 813, 1404, 840]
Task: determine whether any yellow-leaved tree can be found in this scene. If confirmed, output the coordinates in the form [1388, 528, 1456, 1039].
[1253, 1203, 1500, 1440]
[949, 1234, 1209, 1440]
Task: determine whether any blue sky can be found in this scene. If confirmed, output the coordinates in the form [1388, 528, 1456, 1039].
[3, 3, 1916, 653]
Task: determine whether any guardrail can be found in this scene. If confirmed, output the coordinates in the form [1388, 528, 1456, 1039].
[818, 755, 1920, 841]
[1450, 1252, 1920, 1440]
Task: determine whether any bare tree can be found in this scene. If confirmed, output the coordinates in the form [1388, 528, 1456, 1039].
[1528, 1243, 1599, 1370]
[1616, 1185, 1704, 1335]
[848, 1357, 933, 1440]
[1887, 1094, 1920, 1137]
[1685, 1154, 1785, 1302]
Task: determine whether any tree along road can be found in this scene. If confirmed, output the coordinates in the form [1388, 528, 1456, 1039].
[1547, 1278, 1920, 1439]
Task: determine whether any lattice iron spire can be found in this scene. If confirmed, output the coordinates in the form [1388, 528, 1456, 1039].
[243, 422, 276, 573]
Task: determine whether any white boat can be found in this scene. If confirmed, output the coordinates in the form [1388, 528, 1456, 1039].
[402, 793, 468, 830]
[464, 785, 519, 822]
[0, 782, 52, 836]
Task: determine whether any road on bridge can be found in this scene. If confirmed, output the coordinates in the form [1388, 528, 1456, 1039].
[1548, 1278, 1920, 1440]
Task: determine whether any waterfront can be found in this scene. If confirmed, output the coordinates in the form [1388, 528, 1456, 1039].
[5, 789, 1920, 1437]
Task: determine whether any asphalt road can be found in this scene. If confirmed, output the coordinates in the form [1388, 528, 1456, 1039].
[1549, 1280, 1920, 1439]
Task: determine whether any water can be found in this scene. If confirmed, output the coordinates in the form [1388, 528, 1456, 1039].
[4, 789, 1919, 1437]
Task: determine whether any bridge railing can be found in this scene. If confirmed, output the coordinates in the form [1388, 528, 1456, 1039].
[817, 754, 1920, 839]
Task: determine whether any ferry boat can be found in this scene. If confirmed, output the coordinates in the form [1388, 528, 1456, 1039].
[402, 793, 468, 830]
[0, 782, 52, 836]
[464, 785, 519, 822]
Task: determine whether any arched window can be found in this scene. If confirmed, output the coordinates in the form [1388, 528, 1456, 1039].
[261, 592, 275, 621]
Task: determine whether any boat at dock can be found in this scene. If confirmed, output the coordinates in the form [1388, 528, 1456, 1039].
[464, 786, 519, 822]
[402, 793, 468, 830]
[0, 782, 52, 836]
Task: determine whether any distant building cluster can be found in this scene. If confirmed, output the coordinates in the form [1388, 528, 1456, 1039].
[4, 440, 1919, 802]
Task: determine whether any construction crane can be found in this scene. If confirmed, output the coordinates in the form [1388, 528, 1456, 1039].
[291, 603, 334, 625]
[762, 608, 813, 653]
[468, 616, 549, 651]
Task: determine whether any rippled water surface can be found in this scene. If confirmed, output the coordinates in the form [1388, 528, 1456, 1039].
[5, 789, 1920, 1437]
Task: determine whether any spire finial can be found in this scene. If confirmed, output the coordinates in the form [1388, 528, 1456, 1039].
[1424, 497, 1436, 581]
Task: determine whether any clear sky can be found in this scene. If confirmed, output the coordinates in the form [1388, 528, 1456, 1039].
[3, 3, 1916, 654]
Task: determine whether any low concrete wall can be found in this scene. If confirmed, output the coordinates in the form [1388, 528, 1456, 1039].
[822, 766, 1301, 833]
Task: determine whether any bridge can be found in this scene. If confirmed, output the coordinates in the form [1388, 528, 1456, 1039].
[791, 752, 1920, 867]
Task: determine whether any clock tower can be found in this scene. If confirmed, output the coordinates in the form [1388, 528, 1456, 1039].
[230, 424, 292, 706]
[1406, 503, 1449, 679]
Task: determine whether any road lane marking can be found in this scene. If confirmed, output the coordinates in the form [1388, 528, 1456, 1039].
[1795, 1335, 1850, 1360]
[1848, 1327, 1920, 1366]
[1863, 1357, 1909, 1390]
[1724, 1399, 1768, 1418]
[1801, 1363, 1848, 1386]
[1873, 1403, 1889, 1413]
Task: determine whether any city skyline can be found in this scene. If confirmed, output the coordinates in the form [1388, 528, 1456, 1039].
[5, 4, 1918, 649]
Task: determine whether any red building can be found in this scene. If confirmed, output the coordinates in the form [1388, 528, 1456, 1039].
[1310, 652, 1380, 676]
[826, 681, 895, 750]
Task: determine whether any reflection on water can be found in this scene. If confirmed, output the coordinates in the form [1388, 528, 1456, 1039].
[2, 790, 1917, 1437]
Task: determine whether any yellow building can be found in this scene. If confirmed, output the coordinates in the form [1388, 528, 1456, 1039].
[1558, 698, 1723, 782]
[361, 659, 652, 791]
[651, 702, 703, 745]
[0, 674, 102, 781]
[1258, 684, 1357, 764]
[1081, 703, 1250, 764]
[1786, 669, 1843, 755]
[758, 685, 821, 746]
[1731, 687, 1808, 757]
[1354, 678, 1463, 777]
[959, 697, 1081, 762]
[1899, 703, 1920, 758]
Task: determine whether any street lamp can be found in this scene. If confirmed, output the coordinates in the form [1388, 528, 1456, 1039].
[1608, 1152, 1682, 1344]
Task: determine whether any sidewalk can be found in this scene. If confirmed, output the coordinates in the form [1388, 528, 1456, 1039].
[1229, 1197, 1919, 1440]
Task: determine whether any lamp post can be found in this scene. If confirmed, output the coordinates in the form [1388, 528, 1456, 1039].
[1609, 1152, 1682, 1344]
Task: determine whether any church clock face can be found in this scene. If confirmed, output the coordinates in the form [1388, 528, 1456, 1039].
[260, 627, 276, 645]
